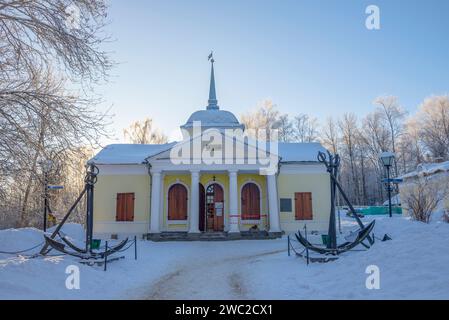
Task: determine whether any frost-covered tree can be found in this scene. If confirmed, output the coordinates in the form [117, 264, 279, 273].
[0, 0, 113, 227]
[412, 95, 449, 160]
[123, 118, 168, 144]
[292, 114, 319, 143]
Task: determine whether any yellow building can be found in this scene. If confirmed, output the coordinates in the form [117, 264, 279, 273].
[90, 59, 331, 239]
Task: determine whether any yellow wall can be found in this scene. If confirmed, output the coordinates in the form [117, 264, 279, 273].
[93, 169, 330, 235]
[93, 174, 150, 235]
[278, 173, 331, 233]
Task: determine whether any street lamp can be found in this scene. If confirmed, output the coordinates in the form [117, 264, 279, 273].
[379, 152, 395, 218]
[40, 159, 53, 232]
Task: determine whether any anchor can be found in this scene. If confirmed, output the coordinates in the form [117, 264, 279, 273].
[40, 164, 128, 259]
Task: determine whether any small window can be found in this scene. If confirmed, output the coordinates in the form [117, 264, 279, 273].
[116, 193, 135, 221]
[280, 198, 292, 212]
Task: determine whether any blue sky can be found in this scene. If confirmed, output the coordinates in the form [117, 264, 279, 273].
[98, 0, 449, 142]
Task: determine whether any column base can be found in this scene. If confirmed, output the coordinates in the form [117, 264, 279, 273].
[268, 231, 283, 238]
[228, 227, 240, 234]
[227, 232, 241, 239]
[146, 232, 161, 240]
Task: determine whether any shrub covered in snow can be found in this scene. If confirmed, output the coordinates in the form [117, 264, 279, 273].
[401, 175, 448, 223]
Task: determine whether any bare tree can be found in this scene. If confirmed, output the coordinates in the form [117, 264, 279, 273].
[320, 116, 340, 154]
[0, 0, 111, 83]
[339, 113, 361, 203]
[275, 114, 293, 142]
[411, 95, 449, 159]
[241, 100, 281, 140]
[292, 114, 318, 143]
[0, 1, 113, 227]
[399, 118, 425, 171]
[374, 96, 407, 175]
[124, 118, 168, 144]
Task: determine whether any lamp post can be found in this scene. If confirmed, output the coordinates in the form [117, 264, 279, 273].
[379, 152, 395, 218]
[40, 159, 53, 232]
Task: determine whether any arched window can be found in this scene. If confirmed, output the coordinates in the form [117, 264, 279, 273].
[241, 182, 260, 220]
[168, 184, 188, 220]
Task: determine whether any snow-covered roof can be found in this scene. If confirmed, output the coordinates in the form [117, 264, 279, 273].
[88, 143, 176, 165]
[181, 109, 244, 129]
[278, 142, 327, 162]
[400, 160, 449, 180]
[89, 141, 328, 165]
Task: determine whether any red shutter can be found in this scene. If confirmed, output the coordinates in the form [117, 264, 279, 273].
[116, 193, 135, 222]
[295, 192, 313, 220]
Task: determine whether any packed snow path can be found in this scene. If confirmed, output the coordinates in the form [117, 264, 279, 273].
[145, 248, 285, 299]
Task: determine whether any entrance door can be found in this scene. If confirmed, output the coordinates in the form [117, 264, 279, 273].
[205, 183, 224, 232]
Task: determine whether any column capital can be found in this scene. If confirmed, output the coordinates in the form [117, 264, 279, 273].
[190, 169, 201, 175]
[150, 168, 162, 175]
[228, 168, 239, 175]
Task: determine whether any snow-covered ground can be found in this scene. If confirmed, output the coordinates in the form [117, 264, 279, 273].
[1, 216, 449, 300]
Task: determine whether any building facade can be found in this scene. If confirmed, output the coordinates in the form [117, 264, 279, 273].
[90, 60, 331, 238]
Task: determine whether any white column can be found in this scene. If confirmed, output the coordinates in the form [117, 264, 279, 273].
[188, 170, 200, 233]
[228, 169, 240, 233]
[149, 170, 162, 234]
[267, 173, 281, 233]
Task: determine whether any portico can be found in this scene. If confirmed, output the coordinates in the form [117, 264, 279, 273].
[147, 165, 281, 236]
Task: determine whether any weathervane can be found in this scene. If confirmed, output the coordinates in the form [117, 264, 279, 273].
[208, 51, 214, 63]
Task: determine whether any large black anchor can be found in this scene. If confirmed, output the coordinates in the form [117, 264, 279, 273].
[294, 151, 375, 256]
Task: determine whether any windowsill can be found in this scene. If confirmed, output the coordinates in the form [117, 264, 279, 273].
[241, 219, 262, 224]
[167, 219, 188, 224]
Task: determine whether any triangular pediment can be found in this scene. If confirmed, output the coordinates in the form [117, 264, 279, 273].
[146, 129, 279, 166]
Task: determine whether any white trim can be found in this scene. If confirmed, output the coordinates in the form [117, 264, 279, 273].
[204, 180, 227, 232]
[241, 219, 263, 225]
[166, 219, 188, 225]
[165, 180, 190, 229]
[240, 180, 263, 223]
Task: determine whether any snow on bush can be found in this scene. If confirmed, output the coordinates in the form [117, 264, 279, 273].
[401, 175, 449, 223]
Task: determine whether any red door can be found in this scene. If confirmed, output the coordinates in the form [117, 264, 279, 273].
[168, 184, 188, 220]
[205, 183, 224, 231]
[241, 183, 260, 220]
